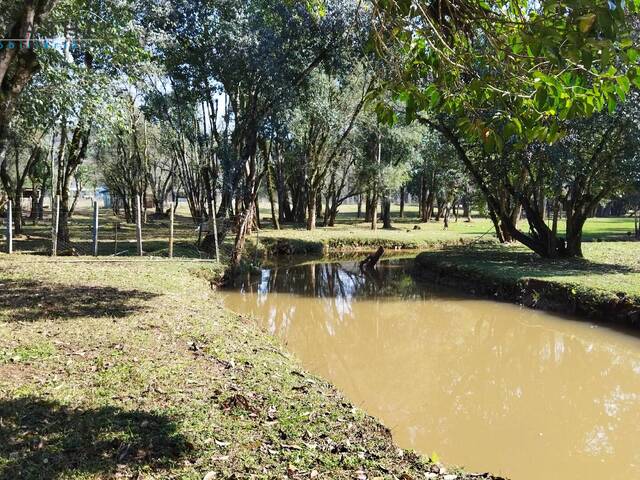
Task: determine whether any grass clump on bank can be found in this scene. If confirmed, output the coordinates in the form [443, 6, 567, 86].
[414, 242, 640, 324]
[0, 256, 495, 479]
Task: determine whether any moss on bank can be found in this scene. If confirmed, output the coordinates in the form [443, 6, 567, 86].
[414, 243, 640, 325]
[0, 256, 501, 479]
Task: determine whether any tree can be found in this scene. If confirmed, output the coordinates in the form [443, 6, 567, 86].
[0, 0, 58, 168]
[290, 70, 373, 230]
[149, 0, 366, 269]
[409, 130, 468, 224]
[34, 0, 146, 243]
[355, 112, 418, 229]
[372, 0, 640, 256]
[424, 101, 640, 256]
[99, 94, 150, 223]
[0, 122, 46, 234]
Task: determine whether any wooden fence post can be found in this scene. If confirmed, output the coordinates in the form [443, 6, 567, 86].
[114, 222, 118, 254]
[6, 199, 13, 254]
[51, 195, 60, 257]
[168, 201, 174, 258]
[136, 194, 143, 256]
[92, 200, 99, 256]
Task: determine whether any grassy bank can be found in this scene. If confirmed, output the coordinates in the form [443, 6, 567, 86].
[6, 201, 636, 259]
[255, 210, 638, 255]
[414, 243, 640, 325]
[0, 256, 498, 479]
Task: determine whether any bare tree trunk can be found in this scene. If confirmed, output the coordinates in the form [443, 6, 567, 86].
[382, 196, 392, 229]
[462, 196, 471, 222]
[364, 192, 372, 222]
[418, 174, 425, 219]
[30, 191, 39, 220]
[370, 192, 378, 231]
[266, 159, 280, 230]
[37, 187, 45, 220]
[422, 190, 434, 222]
[306, 192, 317, 231]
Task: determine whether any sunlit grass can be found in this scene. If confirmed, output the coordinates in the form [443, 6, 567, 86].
[417, 242, 640, 297]
[0, 256, 447, 479]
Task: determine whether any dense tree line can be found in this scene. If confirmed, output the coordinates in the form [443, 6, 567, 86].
[0, 0, 639, 267]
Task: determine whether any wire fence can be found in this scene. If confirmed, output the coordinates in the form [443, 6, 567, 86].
[1, 196, 237, 262]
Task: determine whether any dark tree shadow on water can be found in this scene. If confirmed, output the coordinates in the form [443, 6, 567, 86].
[0, 397, 188, 480]
[0, 280, 158, 322]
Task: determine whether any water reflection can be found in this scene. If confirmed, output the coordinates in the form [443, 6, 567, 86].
[223, 259, 640, 480]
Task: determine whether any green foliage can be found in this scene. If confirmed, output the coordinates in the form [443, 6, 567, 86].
[373, 0, 640, 150]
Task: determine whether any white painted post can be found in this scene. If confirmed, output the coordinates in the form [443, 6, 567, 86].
[169, 201, 174, 258]
[92, 200, 99, 256]
[136, 194, 143, 256]
[6, 200, 13, 254]
[51, 195, 60, 256]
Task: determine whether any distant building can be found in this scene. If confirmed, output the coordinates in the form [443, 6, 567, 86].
[96, 187, 112, 209]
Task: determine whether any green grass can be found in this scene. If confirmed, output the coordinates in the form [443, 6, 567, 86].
[416, 241, 640, 298]
[0, 256, 486, 479]
[5, 200, 637, 258]
[0, 341, 56, 364]
[1, 202, 637, 478]
[4, 199, 210, 258]
[255, 203, 638, 253]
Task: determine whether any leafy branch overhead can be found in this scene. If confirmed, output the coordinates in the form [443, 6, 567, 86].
[372, 0, 640, 150]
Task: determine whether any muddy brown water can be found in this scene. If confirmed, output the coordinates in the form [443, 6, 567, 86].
[222, 259, 640, 480]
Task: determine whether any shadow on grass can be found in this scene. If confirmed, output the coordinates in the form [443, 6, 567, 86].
[428, 243, 639, 277]
[0, 280, 158, 322]
[0, 397, 188, 480]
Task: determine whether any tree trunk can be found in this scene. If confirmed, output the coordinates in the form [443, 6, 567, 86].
[37, 187, 45, 220]
[12, 199, 23, 235]
[382, 196, 392, 229]
[58, 185, 71, 245]
[217, 190, 233, 218]
[370, 192, 378, 231]
[30, 191, 39, 220]
[68, 181, 82, 219]
[565, 210, 587, 257]
[434, 198, 445, 221]
[364, 193, 372, 222]
[230, 207, 254, 269]
[462, 197, 471, 222]
[399, 186, 405, 218]
[551, 199, 560, 236]
[323, 191, 331, 227]
[315, 192, 323, 222]
[266, 160, 280, 230]
[255, 197, 261, 230]
[422, 190, 434, 222]
[443, 203, 450, 229]
[306, 191, 317, 230]
[328, 201, 338, 227]
[418, 174, 425, 219]
[488, 205, 506, 243]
